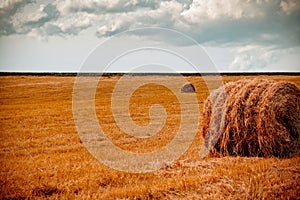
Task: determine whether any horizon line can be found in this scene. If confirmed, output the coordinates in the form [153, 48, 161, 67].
[1, 72, 299, 76]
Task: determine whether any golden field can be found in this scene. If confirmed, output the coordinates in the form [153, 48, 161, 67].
[0, 75, 299, 199]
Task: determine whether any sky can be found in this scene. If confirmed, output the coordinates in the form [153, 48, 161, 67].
[0, 0, 299, 72]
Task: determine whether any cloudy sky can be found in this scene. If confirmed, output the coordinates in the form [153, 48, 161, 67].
[0, 0, 299, 72]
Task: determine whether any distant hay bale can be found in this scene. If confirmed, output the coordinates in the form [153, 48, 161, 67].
[201, 78, 300, 158]
[181, 83, 195, 93]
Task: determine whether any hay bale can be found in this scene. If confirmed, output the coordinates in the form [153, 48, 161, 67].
[181, 83, 195, 93]
[201, 78, 300, 158]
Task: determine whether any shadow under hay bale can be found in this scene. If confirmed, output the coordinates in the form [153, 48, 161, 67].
[181, 83, 195, 93]
[201, 78, 300, 158]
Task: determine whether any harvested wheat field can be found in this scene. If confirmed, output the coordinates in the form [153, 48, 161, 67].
[0, 74, 300, 199]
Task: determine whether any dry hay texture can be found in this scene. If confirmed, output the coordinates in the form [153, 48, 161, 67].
[201, 78, 300, 158]
[181, 83, 196, 93]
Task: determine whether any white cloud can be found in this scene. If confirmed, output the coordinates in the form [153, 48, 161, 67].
[96, 1, 185, 37]
[181, 0, 262, 22]
[18, 4, 47, 23]
[0, 0, 27, 10]
[0, 0, 34, 35]
[280, 0, 300, 15]
[228, 44, 300, 72]
[3, 0, 299, 45]
[229, 45, 282, 71]
[0, 0, 299, 71]
[45, 12, 99, 36]
[54, 0, 163, 15]
[12, 4, 47, 30]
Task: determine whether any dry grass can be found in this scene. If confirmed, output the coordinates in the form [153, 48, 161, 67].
[201, 78, 300, 157]
[0, 75, 300, 199]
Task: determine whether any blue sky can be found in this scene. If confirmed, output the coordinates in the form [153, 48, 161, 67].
[0, 0, 299, 72]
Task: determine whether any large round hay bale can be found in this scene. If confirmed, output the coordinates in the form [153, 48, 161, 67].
[201, 78, 300, 158]
[181, 83, 195, 93]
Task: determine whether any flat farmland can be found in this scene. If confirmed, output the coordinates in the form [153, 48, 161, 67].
[0, 75, 299, 199]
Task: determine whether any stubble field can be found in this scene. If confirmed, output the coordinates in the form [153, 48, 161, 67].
[0, 75, 299, 199]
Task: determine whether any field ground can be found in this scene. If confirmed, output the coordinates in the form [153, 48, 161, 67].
[0, 75, 299, 199]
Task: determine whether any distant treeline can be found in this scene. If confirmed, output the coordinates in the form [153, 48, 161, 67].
[0, 72, 299, 76]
